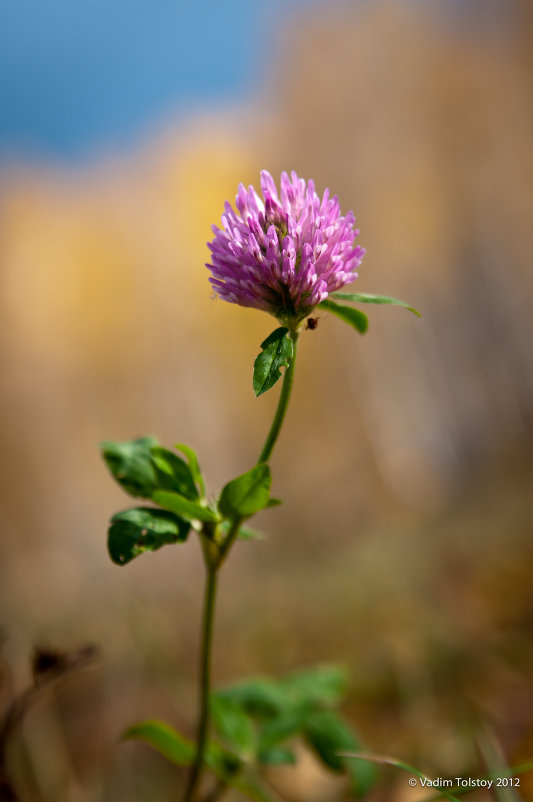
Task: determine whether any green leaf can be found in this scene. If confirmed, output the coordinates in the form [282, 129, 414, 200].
[216, 679, 288, 718]
[123, 720, 194, 765]
[258, 747, 297, 766]
[124, 720, 243, 783]
[108, 507, 190, 565]
[318, 300, 368, 333]
[175, 442, 206, 497]
[266, 498, 282, 508]
[152, 490, 219, 523]
[219, 464, 272, 520]
[150, 446, 199, 500]
[303, 710, 377, 798]
[258, 710, 307, 752]
[101, 437, 159, 498]
[210, 695, 256, 757]
[253, 327, 293, 397]
[281, 665, 349, 708]
[330, 292, 421, 317]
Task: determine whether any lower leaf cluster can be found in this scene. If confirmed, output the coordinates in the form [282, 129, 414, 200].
[124, 665, 377, 801]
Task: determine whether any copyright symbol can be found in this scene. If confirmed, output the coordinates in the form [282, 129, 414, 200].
[409, 778, 417, 787]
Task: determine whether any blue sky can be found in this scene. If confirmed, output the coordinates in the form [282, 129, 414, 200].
[0, 0, 311, 162]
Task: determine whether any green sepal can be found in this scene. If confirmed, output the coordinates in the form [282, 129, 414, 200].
[150, 446, 199, 500]
[318, 299, 368, 333]
[303, 710, 377, 798]
[152, 490, 219, 523]
[101, 437, 159, 498]
[175, 442, 206, 497]
[108, 507, 190, 565]
[218, 464, 272, 520]
[253, 327, 293, 397]
[331, 292, 421, 317]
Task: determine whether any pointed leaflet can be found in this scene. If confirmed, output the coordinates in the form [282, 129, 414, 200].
[318, 299, 368, 333]
[107, 507, 190, 565]
[253, 327, 293, 397]
[175, 442, 206, 497]
[152, 490, 219, 523]
[101, 437, 199, 500]
[331, 292, 421, 317]
[101, 437, 159, 498]
[218, 464, 272, 520]
[150, 446, 199, 499]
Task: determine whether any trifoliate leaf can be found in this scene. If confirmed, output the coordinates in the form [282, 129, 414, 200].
[253, 327, 293, 397]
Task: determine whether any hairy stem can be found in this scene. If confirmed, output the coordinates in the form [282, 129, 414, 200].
[182, 566, 218, 802]
[257, 329, 299, 464]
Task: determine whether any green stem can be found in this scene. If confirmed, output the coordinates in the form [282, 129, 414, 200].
[216, 517, 242, 567]
[182, 566, 218, 802]
[183, 326, 301, 800]
[257, 329, 299, 465]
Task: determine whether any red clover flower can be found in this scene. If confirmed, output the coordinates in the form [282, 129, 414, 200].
[207, 170, 365, 327]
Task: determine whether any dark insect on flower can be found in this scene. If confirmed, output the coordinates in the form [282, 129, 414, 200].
[206, 170, 365, 327]
[305, 317, 319, 331]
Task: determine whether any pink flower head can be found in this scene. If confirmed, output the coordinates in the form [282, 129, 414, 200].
[206, 170, 365, 326]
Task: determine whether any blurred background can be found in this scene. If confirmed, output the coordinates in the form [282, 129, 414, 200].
[1, 0, 533, 800]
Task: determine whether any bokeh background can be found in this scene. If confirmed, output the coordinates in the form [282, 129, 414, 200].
[1, 0, 533, 800]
